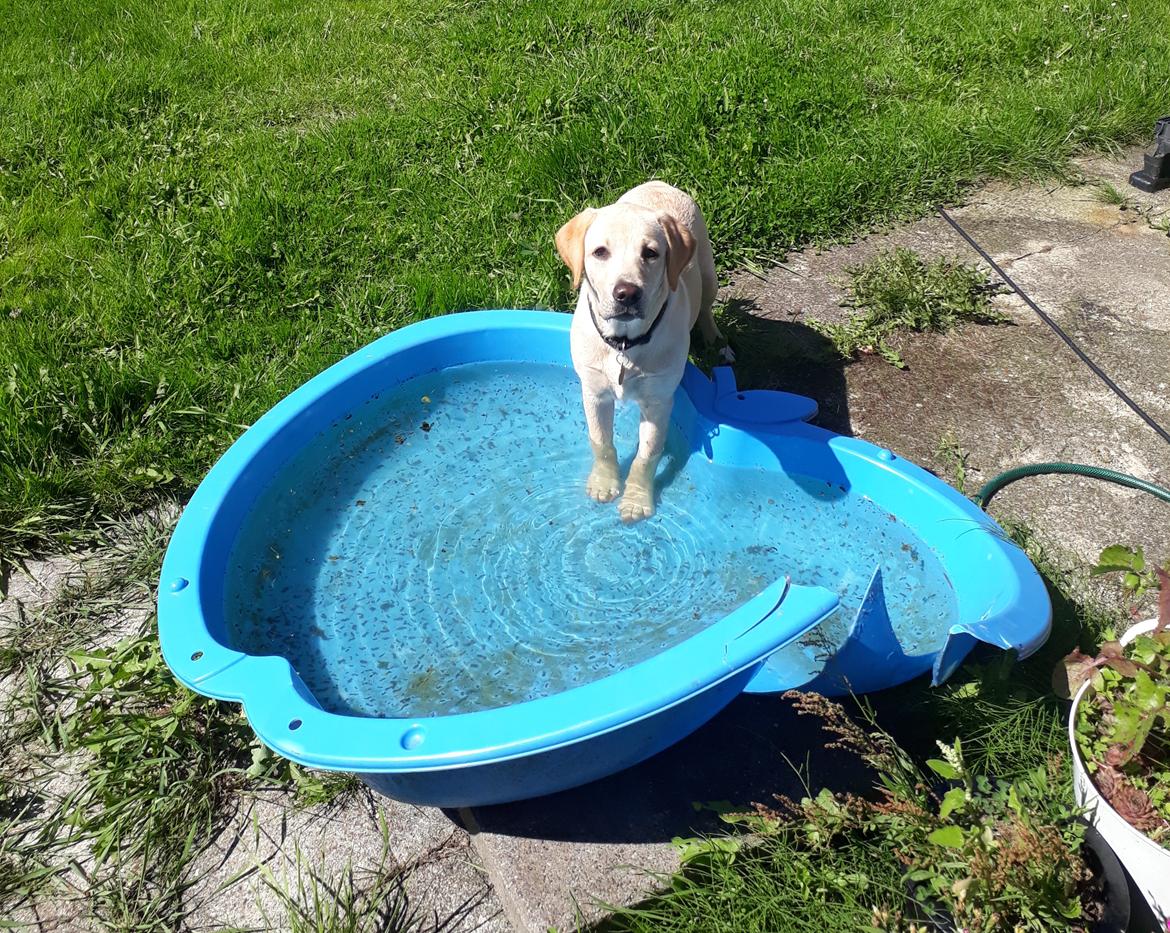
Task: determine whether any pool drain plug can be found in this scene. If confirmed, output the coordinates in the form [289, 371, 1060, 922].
[1129, 116, 1170, 193]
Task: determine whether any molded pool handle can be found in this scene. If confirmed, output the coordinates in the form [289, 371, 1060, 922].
[710, 367, 819, 426]
[727, 577, 839, 665]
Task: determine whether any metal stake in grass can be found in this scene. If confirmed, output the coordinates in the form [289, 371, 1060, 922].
[1129, 117, 1170, 193]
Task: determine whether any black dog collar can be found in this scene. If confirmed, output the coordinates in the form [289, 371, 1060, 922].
[588, 294, 670, 353]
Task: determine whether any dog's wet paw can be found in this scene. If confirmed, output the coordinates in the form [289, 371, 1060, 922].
[618, 485, 655, 523]
[586, 465, 622, 503]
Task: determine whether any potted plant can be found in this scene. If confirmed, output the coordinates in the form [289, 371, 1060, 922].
[1056, 547, 1170, 925]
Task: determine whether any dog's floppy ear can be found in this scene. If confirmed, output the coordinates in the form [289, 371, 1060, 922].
[658, 212, 696, 292]
[555, 208, 598, 290]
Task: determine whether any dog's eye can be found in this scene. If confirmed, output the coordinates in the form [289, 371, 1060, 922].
[641, 246, 659, 260]
[592, 246, 609, 260]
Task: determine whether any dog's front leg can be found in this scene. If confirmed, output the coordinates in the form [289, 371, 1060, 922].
[619, 400, 669, 523]
[582, 390, 621, 503]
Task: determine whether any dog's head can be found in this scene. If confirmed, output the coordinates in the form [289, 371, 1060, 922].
[555, 202, 695, 329]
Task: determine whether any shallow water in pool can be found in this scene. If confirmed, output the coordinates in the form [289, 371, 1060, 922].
[223, 361, 957, 718]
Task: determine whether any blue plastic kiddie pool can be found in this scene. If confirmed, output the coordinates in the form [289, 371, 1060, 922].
[158, 310, 1051, 806]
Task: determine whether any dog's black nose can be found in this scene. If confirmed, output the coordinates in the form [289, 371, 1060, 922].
[612, 282, 642, 307]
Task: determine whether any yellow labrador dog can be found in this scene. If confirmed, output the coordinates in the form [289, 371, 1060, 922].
[555, 181, 724, 523]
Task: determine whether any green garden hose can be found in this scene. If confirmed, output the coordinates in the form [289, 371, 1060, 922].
[975, 462, 1170, 509]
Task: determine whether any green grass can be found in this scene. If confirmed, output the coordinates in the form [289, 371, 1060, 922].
[811, 246, 1009, 368]
[0, 768, 59, 914]
[594, 834, 905, 932]
[259, 827, 421, 933]
[2, 0, 1168, 561]
[1090, 180, 1131, 206]
[0, 509, 170, 682]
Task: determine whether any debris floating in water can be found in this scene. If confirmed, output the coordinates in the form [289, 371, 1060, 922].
[223, 362, 958, 720]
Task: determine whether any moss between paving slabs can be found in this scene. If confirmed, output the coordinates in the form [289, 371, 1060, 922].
[3, 0, 1169, 562]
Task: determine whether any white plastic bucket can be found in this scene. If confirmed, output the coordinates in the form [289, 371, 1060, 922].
[1069, 618, 1170, 925]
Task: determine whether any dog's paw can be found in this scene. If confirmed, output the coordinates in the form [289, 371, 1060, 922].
[586, 464, 622, 503]
[618, 484, 655, 523]
[718, 345, 737, 364]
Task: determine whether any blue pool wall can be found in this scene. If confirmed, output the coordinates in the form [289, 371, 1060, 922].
[361, 664, 755, 807]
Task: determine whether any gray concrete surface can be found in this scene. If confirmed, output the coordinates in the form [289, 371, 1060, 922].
[183, 790, 506, 932]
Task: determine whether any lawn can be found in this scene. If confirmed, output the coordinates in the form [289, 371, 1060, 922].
[2, 0, 1168, 562]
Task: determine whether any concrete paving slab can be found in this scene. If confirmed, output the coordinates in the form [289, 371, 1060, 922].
[183, 789, 507, 932]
